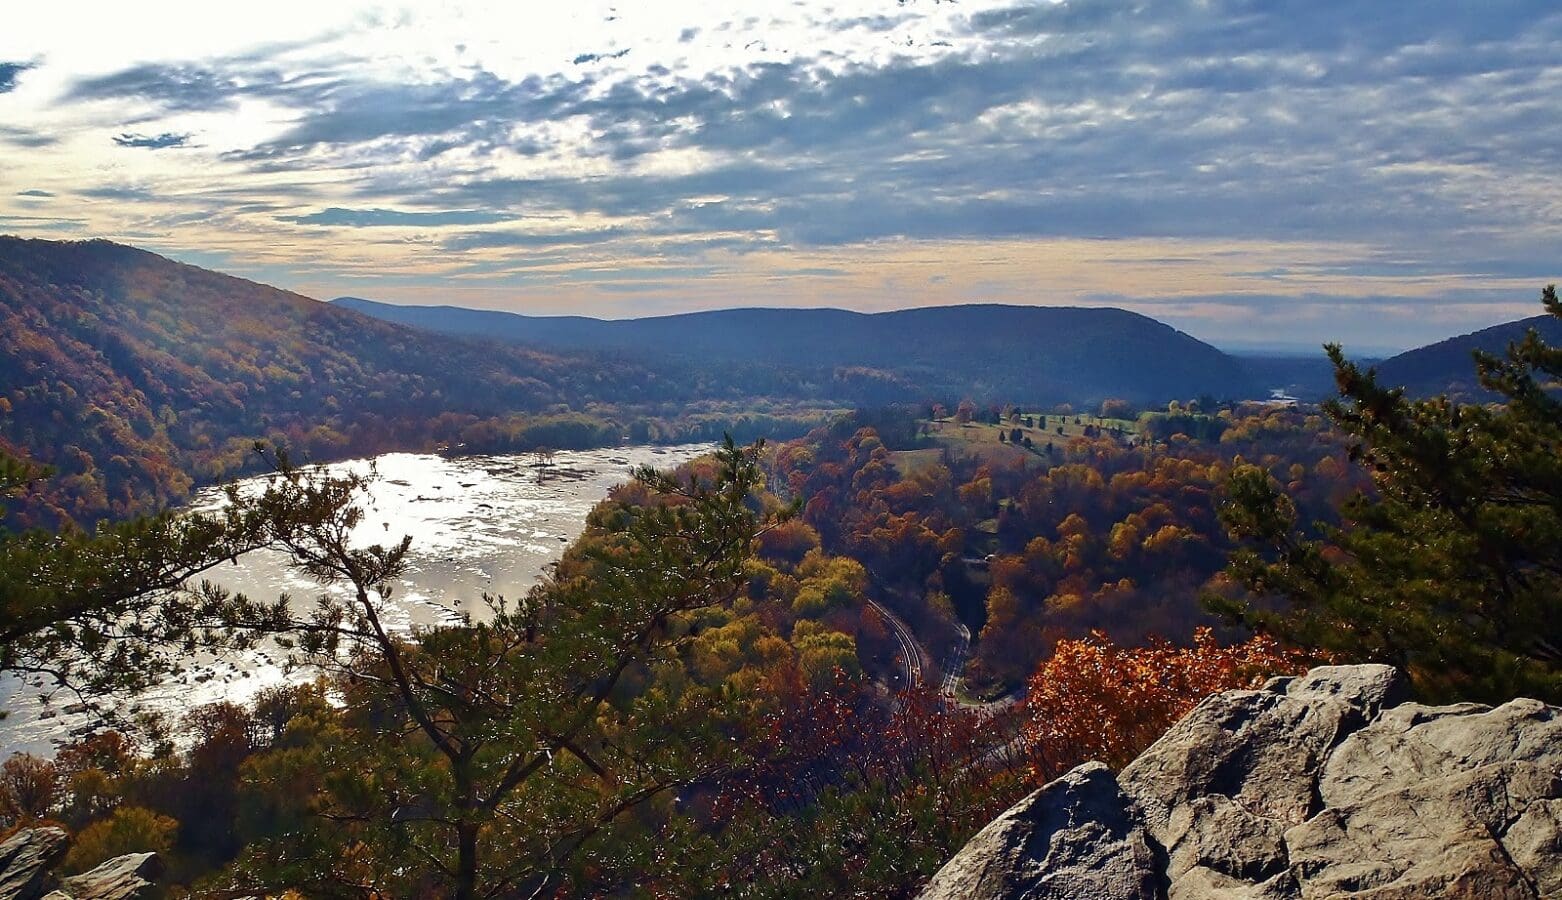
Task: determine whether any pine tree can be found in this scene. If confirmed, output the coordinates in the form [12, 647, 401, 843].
[220, 437, 786, 898]
[0, 441, 274, 706]
[1213, 286, 1562, 703]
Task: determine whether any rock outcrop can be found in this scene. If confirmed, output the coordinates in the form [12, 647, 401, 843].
[922, 664, 1562, 899]
[0, 828, 161, 900]
[0, 828, 69, 900]
[54, 853, 163, 900]
[920, 763, 1162, 900]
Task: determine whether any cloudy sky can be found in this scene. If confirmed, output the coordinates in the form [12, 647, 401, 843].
[3, 1, 1560, 352]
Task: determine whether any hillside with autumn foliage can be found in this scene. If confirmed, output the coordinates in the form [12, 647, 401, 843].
[8, 288, 1562, 894]
[761, 403, 1365, 694]
[0, 436, 1317, 898]
[0, 237, 833, 527]
[4, 233, 1559, 897]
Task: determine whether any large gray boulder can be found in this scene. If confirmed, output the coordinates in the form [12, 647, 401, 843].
[1120, 665, 1409, 837]
[920, 665, 1562, 899]
[919, 762, 1161, 900]
[0, 827, 70, 900]
[0, 828, 163, 900]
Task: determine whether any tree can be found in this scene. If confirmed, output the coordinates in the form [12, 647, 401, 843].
[64, 806, 179, 875]
[0, 441, 274, 706]
[1214, 286, 1562, 703]
[1021, 629, 1305, 782]
[1100, 399, 1134, 420]
[0, 752, 56, 826]
[220, 437, 786, 898]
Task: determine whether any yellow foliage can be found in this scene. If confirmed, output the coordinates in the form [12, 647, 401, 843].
[64, 805, 178, 874]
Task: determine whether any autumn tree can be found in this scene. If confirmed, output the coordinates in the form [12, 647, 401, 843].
[1021, 629, 1307, 782]
[1215, 286, 1562, 703]
[1100, 398, 1134, 419]
[0, 752, 56, 827]
[64, 805, 179, 875]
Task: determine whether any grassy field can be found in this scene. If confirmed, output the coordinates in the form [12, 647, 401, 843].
[885, 413, 1141, 475]
[885, 446, 947, 476]
[942, 411, 1132, 452]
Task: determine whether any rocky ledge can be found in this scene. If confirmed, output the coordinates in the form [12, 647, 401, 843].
[0, 827, 162, 900]
[921, 664, 1562, 899]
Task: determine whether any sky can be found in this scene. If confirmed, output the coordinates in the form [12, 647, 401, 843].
[2, 1, 1560, 354]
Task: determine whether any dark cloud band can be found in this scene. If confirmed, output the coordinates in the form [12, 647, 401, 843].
[112, 132, 194, 149]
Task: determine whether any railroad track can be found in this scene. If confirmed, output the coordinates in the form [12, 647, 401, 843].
[864, 594, 924, 688]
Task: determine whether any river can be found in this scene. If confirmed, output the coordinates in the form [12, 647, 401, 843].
[0, 443, 711, 756]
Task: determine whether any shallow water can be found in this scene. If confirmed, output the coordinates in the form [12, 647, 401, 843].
[0, 443, 710, 756]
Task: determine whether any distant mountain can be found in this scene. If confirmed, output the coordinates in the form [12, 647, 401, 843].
[1375, 314, 1562, 398]
[333, 298, 1260, 408]
[0, 238, 666, 526]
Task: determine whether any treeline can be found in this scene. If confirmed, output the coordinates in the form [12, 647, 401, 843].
[442, 406, 839, 456]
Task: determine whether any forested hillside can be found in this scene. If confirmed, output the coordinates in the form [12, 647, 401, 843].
[1375, 311, 1562, 398]
[7, 284, 1562, 896]
[763, 402, 1363, 693]
[0, 236, 1269, 528]
[335, 298, 1261, 406]
[0, 238, 686, 526]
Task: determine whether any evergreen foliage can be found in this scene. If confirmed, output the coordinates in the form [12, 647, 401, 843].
[1214, 286, 1562, 703]
[0, 440, 276, 704]
[211, 437, 787, 898]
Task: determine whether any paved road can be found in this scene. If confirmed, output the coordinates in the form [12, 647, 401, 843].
[939, 622, 971, 699]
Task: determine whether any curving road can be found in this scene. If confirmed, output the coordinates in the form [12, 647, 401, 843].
[864, 594, 926, 688]
[939, 622, 972, 698]
[859, 564, 1026, 711]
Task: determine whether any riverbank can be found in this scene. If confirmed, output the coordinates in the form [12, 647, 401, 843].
[0, 443, 711, 756]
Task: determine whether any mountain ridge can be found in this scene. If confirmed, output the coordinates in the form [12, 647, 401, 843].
[0, 237, 673, 525]
[332, 296, 1262, 406]
[1374, 312, 1562, 398]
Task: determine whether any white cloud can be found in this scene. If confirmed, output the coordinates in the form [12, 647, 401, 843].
[0, 0, 1559, 348]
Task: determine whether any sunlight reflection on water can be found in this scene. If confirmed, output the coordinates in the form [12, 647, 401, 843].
[0, 443, 710, 756]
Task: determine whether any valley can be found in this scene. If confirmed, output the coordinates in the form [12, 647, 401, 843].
[1, 240, 1557, 898]
[3, 5, 1559, 895]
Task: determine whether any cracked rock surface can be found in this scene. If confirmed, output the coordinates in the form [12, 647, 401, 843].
[921, 665, 1562, 899]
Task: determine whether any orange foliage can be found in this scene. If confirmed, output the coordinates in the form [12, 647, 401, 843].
[1020, 628, 1309, 782]
[755, 518, 822, 566]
